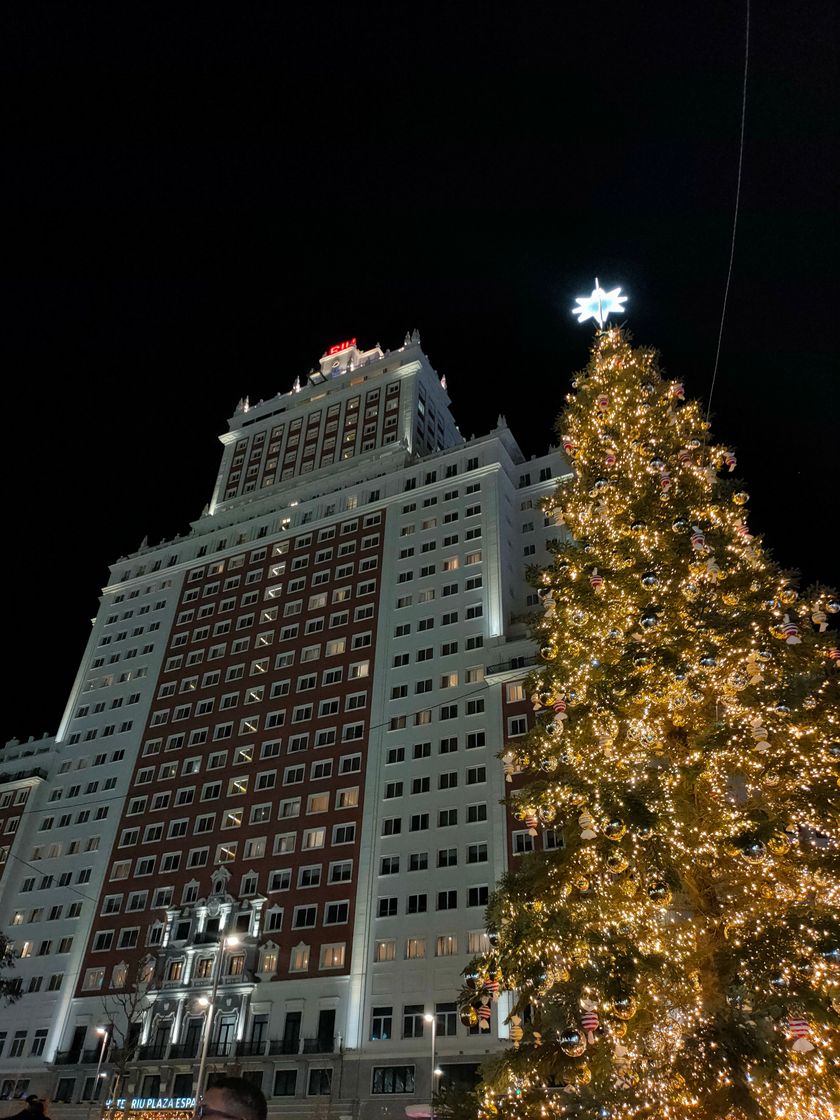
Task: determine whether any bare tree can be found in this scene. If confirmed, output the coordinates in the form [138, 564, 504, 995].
[99, 956, 157, 1101]
[0, 930, 22, 1005]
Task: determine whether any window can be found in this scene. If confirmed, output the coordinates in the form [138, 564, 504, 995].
[439, 808, 457, 827]
[372, 1066, 415, 1094]
[92, 930, 114, 952]
[513, 831, 535, 854]
[468, 842, 488, 863]
[406, 937, 426, 959]
[83, 966, 105, 990]
[436, 1002, 458, 1036]
[377, 897, 398, 918]
[406, 893, 427, 914]
[467, 803, 487, 823]
[437, 889, 458, 910]
[370, 1007, 393, 1041]
[273, 1071, 297, 1098]
[409, 813, 429, 832]
[293, 905, 317, 929]
[302, 827, 326, 849]
[508, 715, 528, 737]
[468, 885, 489, 907]
[320, 943, 345, 969]
[375, 938, 396, 962]
[468, 930, 491, 954]
[307, 1068, 331, 1096]
[437, 847, 457, 868]
[324, 901, 349, 925]
[435, 935, 458, 957]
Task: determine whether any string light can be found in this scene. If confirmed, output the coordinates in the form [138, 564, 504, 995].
[460, 328, 839, 1119]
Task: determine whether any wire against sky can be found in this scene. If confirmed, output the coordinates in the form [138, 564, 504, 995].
[707, 0, 750, 419]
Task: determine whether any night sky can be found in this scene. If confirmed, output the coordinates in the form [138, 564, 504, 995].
[1, 1, 836, 746]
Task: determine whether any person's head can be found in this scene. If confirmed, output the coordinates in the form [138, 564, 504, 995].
[196, 1078, 266, 1120]
[24, 1098, 40, 1113]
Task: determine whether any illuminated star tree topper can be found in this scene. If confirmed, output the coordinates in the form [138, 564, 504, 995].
[572, 277, 628, 327]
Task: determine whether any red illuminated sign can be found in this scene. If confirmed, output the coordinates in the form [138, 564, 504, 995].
[327, 338, 357, 356]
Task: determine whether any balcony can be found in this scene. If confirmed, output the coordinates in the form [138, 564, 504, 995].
[81, 1048, 104, 1064]
[268, 1039, 300, 1056]
[485, 654, 539, 677]
[137, 1044, 168, 1061]
[235, 1040, 267, 1057]
[302, 1037, 336, 1055]
[53, 1051, 83, 1066]
[168, 1043, 199, 1060]
[0, 766, 48, 787]
[207, 1042, 233, 1058]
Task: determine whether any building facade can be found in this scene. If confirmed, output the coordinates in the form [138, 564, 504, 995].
[0, 334, 568, 1118]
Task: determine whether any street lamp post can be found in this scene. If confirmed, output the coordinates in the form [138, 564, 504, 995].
[87, 1028, 110, 1120]
[423, 1013, 442, 1120]
[195, 935, 239, 1101]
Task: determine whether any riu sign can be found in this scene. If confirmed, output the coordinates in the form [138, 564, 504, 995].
[106, 1099, 195, 1111]
[327, 338, 356, 355]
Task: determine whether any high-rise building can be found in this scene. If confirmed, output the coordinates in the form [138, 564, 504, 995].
[0, 334, 568, 1118]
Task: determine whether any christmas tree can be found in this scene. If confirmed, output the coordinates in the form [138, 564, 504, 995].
[462, 326, 839, 1119]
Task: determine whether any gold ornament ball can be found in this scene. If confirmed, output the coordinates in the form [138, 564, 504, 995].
[733, 490, 749, 505]
[603, 817, 627, 841]
[574, 876, 590, 892]
[648, 881, 673, 905]
[606, 851, 630, 874]
[559, 1027, 586, 1058]
[612, 1021, 628, 1038]
[612, 993, 638, 1020]
[575, 1065, 592, 1086]
[767, 832, 791, 856]
[780, 586, 798, 605]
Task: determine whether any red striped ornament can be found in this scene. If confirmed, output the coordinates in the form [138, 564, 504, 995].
[787, 1017, 809, 1038]
[781, 616, 801, 644]
[580, 1010, 599, 1042]
[786, 1016, 814, 1052]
